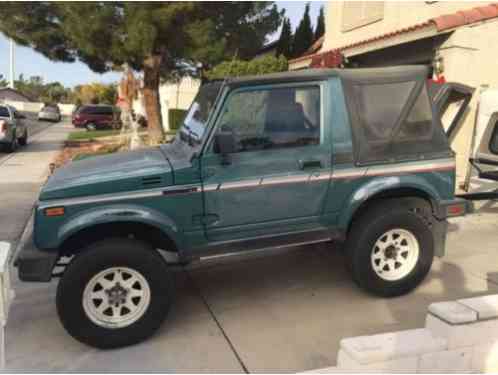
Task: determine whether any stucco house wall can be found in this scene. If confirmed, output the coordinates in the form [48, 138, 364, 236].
[322, 1, 490, 52]
[435, 20, 498, 186]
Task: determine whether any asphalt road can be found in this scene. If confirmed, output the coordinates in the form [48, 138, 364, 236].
[0, 117, 70, 243]
[0, 116, 62, 167]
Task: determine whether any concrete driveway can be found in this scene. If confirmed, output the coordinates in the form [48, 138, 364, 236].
[3, 121, 498, 372]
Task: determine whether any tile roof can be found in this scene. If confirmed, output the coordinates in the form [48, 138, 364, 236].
[290, 3, 498, 68]
[305, 35, 324, 55]
[432, 3, 498, 31]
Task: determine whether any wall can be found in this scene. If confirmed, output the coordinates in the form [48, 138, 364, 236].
[323, 1, 490, 52]
[133, 76, 200, 132]
[435, 19, 498, 188]
[0, 100, 75, 116]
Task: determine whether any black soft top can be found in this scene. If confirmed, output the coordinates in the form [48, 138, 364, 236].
[227, 65, 428, 87]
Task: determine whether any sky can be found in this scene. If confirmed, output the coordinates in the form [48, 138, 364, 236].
[0, 1, 325, 88]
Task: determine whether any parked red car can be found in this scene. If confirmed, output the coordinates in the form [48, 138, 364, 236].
[72, 105, 121, 130]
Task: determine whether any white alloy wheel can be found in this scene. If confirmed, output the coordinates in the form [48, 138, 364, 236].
[83, 267, 151, 329]
[370, 228, 420, 281]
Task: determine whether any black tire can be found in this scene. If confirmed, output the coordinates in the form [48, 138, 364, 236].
[18, 129, 28, 146]
[5, 135, 17, 153]
[346, 198, 434, 297]
[56, 238, 173, 349]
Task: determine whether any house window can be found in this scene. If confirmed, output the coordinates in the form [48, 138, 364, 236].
[342, 1, 384, 32]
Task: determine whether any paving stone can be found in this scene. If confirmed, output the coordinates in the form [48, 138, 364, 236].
[458, 294, 498, 320]
[426, 314, 498, 349]
[472, 340, 498, 372]
[337, 349, 418, 372]
[419, 347, 473, 373]
[339, 328, 446, 365]
[428, 301, 478, 324]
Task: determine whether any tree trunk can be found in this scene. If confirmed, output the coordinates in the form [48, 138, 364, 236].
[143, 54, 165, 144]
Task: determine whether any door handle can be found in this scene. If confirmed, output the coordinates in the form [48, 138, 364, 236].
[203, 167, 217, 178]
[298, 159, 322, 170]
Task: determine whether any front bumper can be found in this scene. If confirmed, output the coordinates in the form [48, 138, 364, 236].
[13, 215, 58, 282]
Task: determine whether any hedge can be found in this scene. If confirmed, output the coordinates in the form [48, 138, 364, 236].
[168, 109, 187, 131]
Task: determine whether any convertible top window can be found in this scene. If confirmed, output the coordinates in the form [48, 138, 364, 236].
[342, 67, 451, 164]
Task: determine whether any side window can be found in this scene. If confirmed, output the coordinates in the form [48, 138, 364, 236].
[354, 81, 415, 143]
[398, 86, 433, 141]
[216, 86, 321, 152]
[489, 119, 498, 155]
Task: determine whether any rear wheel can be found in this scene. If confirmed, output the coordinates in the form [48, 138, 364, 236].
[85, 122, 96, 131]
[56, 238, 173, 348]
[346, 199, 434, 297]
[18, 129, 28, 146]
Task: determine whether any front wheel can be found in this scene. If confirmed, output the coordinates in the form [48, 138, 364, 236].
[56, 238, 173, 349]
[346, 199, 434, 297]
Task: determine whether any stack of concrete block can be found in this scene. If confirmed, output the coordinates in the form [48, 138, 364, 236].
[0, 242, 14, 369]
[303, 294, 498, 373]
[426, 296, 498, 372]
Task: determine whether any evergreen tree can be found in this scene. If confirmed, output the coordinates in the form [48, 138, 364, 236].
[314, 6, 325, 42]
[0, 2, 282, 142]
[291, 3, 314, 58]
[276, 18, 293, 58]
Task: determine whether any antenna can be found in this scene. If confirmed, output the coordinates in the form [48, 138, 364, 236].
[9, 38, 14, 89]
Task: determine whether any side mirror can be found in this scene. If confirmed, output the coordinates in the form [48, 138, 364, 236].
[214, 130, 236, 165]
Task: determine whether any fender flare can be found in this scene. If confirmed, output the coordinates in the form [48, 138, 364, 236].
[338, 175, 441, 230]
[57, 203, 183, 250]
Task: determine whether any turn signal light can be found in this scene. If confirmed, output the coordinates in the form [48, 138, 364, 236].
[44, 207, 65, 217]
[0, 120, 6, 133]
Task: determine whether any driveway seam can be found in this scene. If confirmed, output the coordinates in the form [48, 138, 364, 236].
[184, 269, 249, 374]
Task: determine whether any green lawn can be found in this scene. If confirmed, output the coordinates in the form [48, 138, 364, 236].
[68, 129, 121, 141]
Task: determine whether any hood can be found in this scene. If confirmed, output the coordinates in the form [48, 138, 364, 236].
[40, 147, 173, 200]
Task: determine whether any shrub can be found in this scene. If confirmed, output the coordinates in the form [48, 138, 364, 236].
[205, 55, 288, 80]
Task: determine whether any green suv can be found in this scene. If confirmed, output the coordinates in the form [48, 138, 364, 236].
[15, 66, 471, 348]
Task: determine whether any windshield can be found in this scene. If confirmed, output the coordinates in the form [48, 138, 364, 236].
[42, 106, 58, 113]
[177, 82, 222, 146]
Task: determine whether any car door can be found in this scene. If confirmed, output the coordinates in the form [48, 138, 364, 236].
[200, 82, 332, 244]
[428, 82, 474, 139]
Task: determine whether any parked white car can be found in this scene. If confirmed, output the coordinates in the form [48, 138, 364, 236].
[38, 105, 61, 122]
[0, 105, 28, 153]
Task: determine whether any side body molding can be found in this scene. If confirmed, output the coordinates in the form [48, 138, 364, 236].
[338, 174, 442, 230]
[56, 204, 183, 250]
